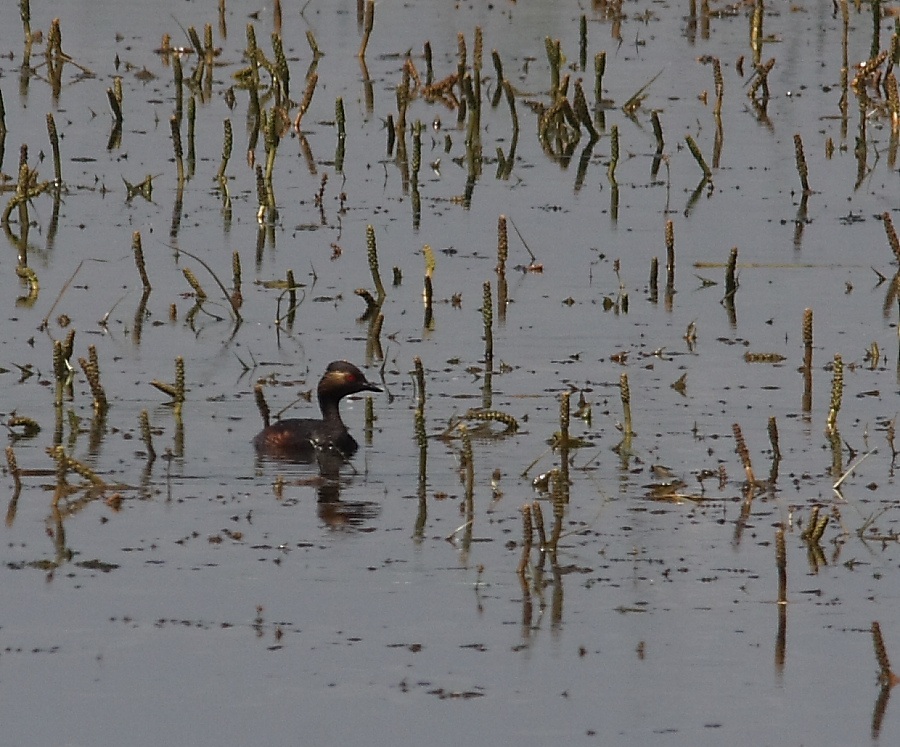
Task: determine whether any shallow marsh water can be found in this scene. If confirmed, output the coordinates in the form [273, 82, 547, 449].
[2, 0, 900, 745]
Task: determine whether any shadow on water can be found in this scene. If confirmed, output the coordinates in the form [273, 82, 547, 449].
[256, 448, 381, 529]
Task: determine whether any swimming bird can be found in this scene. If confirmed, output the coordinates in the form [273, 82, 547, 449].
[253, 360, 381, 458]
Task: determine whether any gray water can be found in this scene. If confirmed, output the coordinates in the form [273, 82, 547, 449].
[1, 1, 899, 744]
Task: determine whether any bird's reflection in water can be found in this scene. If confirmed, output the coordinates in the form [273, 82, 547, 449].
[256, 446, 380, 529]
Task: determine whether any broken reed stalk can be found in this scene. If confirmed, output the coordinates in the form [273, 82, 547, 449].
[619, 373, 632, 437]
[491, 50, 504, 106]
[295, 73, 318, 129]
[532, 500, 547, 548]
[544, 36, 558, 96]
[173, 53, 184, 120]
[132, 231, 151, 291]
[801, 506, 820, 541]
[231, 251, 242, 307]
[884, 212, 900, 262]
[358, 0, 374, 59]
[46, 113, 61, 186]
[150, 356, 186, 405]
[423, 244, 434, 327]
[802, 308, 813, 354]
[20, 0, 32, 44]
[79, 345, 107, 413]
[724, 246, 738, 299]
[286, 269, 297, 326]
[272, 32, 289, 101]
[48, 444, 105, 487]
[62, 329, 75, 366]
[732, 422, 756, 484]
[217, 119, 233, 183]
[174, 356, 185, 404]
[6, 446, 21, 490]
[370, 312, 385, 355]
[365, 224, 386, 303]
[557, 391, 571, 493]
[685, 135, 712, 178]
[355, 289, 379, 317]
[802, 308, 813, 412]
[245, 24, 262, 126]
[497, 214, 508, 273]
[335, 97, 346, 140]
[886, 72, 900, 131]
[411, 119, 422, 182]
[767, 416, 781, 460]
[711, 56, 724, 117]
[665, 220, 675, 289]
[187, 97, 196, 174]
[518, 503, 533, 575]
[649, 257, 659, 301]
[364, 387, 376, 444]
[7, 415, 39, 438]
[186, 25, 203, 58]
[608, 124, 619, 181]
[793, 133, 811, 194]
[139, 409, 156, 461]
[414, 356, 426, 407]
[88, 345, 100, 378]
[811, 511, 829, 542]
[255, 165, 267, 220]
[459, 423, 474, 512]
[749, 58, 775, 101]
[503, 79, 519, 135]
[573, 79, 597, 139]
[413, 356, 427, 455]
[594, 51, 606, 106]
[182, 268, 207, 301]
[473, 25, 483, 94]
[203, 22, 214, 66]
[578, 13, 587, 72]
[651, 110, 664, 151]
[421, 40, 434, 87]
[482, 281, 493, 368]
[52, 339, 66, 383]
[396, 61, 411, 132]
[170, 115, 184, 185]
[263, 111, 278, 210]
[177, 247, 243, 321]
[464, 409, 519, 433]
[825, 354, 843, 435]
[775, 527, 787, 604]
[888, 419, 898, 462]
[873, 622, 898, 687]
[254, 384, 270, 428]
[306, 30, 322, 60]
[107, 80, 124, 124]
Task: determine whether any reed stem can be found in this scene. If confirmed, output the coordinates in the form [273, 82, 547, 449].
[132, 231, 151, 291]
[732, 422, 756, 484]
[775, 527, 787, 604]
[825, 354, 843, 435]
[365, 224, 386, 303]
[482, 281, 493, 367]
[794, 133, 811, 194]
[46, 113, 61, 186]
[884, 212, 900, 262]
[665, 220, 675, 290]
[620, 373, 632, 437]
[358, 0, 374, 58]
